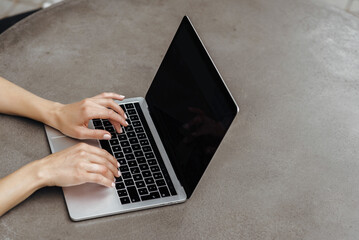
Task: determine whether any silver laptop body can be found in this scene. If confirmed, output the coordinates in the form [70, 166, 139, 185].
[45, 16, 239, 221]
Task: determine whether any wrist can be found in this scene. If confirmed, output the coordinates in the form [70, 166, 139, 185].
[43, 101, 64, 130]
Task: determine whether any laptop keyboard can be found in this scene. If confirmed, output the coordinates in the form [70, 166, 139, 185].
[92, 102, 177, 204]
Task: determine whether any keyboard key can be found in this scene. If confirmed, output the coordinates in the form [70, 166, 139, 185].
[127, 186, 140, 202]
[92, 120, 102, 126]
[119, 165, 129, 172]
[120, 141, 130, 147]
[110, 139, 119, 145]
[150, 166, 160, 172]
[117, 189, 127, 197]
[125, 103, 134, 109]
[120, 197, 130, 204]
[128, 160, 138, 167]
[125, 154, 135, 160]
[137, 157, 146, 164]
[133, 121, 141, 127]
[116, 182, 125, 189]
[123, 147, 132, 154]
[147, 184, 157, 192]
[138, 188, 149, 195]
[114, 152, 124, 158]
[127, 109, 136, 115]
[153, 172, 163, 179]
[141, 192, 160, 201]
[133, 174, 143, 181]
[139, 164, 149, 171]
[127, 132, 136, 138]
[142, 170, 151, 178]
[156, 179, 166, 186]
[134, 151, 144, 157]
[106, 127, 115, 133]
[135, 181, 145, 188]
[111, 132, 117, 139]
[103, 120, 112, 126]
[118, 135, 127, 141]
[143, 146, 151, 152]
[145, 177, 155, 185]
[112, 145, 121, 152]
[158, 186, 171, 197]
[129, 138, 139, 144]
[140, 139, 149, 145]
[135, 127, 144, 133]
[130, 115, 139, 121]
[137, 133, 146, 139]
[125, 125, 134, 132]
[145, 152, 154, 159]
[122, 172, 132, 179]
[124, 179, 134, 186]
[132, 144, 141, 151]
[148, 159, 157, 165]
[118, 158, 126, 165]
[130, 167, 140, 175]
[115, 176, 122, 182]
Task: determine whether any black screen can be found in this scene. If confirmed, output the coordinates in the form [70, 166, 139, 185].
[145, 16, 238, 198]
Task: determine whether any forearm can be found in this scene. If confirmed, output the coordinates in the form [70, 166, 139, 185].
[0, 76, 62, 127]
[0, 160, 46, 216]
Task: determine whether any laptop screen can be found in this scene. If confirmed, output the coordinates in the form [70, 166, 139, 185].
[145, 16, 238, 198]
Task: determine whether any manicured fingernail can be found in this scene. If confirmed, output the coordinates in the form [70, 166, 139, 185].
[120, 95, 125, 98]
[117, 162, 120, 167]
[124, 113, 128, 119]
[111, 182, 115, 188]
[103, 134, 111, 140]
[118, 170, 121, 176]
[125, 121, 129, 126]
[119, 127, 123, 133]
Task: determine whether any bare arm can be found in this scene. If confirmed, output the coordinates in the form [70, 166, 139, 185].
[0, 76, 127, 216]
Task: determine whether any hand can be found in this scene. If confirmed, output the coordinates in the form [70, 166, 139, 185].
[52, 92, 128, 140]
[37, 143, 120, 188]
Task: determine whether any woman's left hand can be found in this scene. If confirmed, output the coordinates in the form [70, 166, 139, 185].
[50, 92, 128, 140]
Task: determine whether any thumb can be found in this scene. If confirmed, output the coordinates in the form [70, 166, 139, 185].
[77, 128, 112, 140]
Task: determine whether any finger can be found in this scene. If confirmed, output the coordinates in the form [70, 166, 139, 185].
[87, 154, 120, 177]
[85, 144, 118, 168]
[109, 120, 123, 133]
[92, 98, 126, 119]
[83, 162, 115, 181]
[85, 172, 115, 188]
[90, 108, 128, 127]
[93, 92, 126, 101]
[75, 127, 112, 140]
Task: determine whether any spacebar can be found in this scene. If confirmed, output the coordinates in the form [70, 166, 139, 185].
[99, 140, 112, 155]
[127, 186, 140, 203]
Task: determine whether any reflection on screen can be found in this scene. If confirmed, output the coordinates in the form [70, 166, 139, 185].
[146, 17, 237, 198]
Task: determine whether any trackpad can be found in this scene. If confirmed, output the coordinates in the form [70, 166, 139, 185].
[50, 136, 100, 153]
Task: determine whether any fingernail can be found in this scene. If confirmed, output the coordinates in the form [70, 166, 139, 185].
[124, 113, 128, 119]
[120, 95, 125, 98]
[119, 127, 123, 133]
[118, 171, 121, 177]
[125, 121, 129, 126]
[103, 134, 111, 140]
[111, 182, 115, 188]
[117, 162, 120, 167]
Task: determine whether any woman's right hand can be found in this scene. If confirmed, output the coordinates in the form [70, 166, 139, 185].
[37, 143, 120, 188]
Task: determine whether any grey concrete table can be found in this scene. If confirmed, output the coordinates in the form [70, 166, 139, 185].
[1, 0, 359, 239]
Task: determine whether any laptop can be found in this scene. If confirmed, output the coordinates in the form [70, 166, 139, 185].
[45, 16, 239, 221]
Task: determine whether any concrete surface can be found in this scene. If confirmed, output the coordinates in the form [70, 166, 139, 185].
[0, 0, 359, 239]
